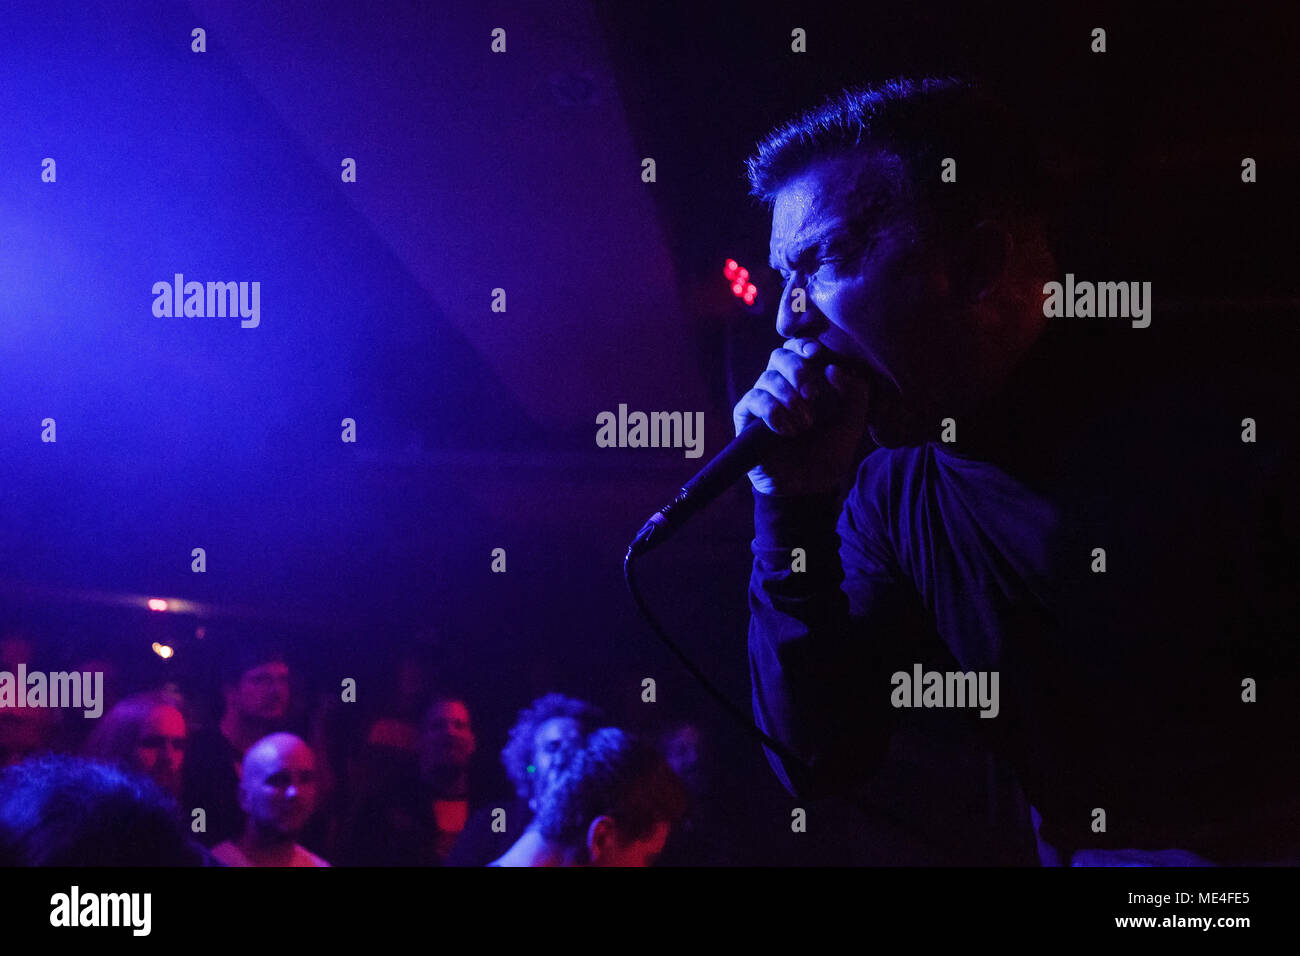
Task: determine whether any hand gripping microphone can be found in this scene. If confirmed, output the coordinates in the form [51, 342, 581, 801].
[626, 357, 839, 559]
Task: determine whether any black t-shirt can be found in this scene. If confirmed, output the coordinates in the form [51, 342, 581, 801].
[749, 321, 1300, 861]
[444, 797, 531, 867]
[180, 726, 242, 849]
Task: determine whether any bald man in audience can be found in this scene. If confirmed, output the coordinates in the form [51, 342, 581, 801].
[212, 733, 329, 867]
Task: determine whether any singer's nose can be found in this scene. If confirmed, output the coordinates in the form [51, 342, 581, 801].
[775, 274, 825, 340]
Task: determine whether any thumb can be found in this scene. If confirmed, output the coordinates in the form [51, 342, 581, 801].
[824, 363, 871, 416]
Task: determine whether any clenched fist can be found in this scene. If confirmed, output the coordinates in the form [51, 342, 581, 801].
[732, 337, 872, 496]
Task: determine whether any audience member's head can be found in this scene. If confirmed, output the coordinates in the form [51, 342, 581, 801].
[0, 754, 204, 866]
[71, 656, 122, 717]
[660, 720, 708, 795]
[1, 630, 53, 768]
[220, 646, 290, 731]
[501, 693, 605, 805]
[419, 695, 476, 782]
[237, 733, 319, 842]
[390, 650, 433, 719]
[0, 706, 54, 770]
[83, 692, 187, 798]
[531, 728, 688, 866]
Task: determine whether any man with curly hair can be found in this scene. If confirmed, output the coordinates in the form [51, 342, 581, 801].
[490, 728, 688, 867]
[444, 692, 604, 867]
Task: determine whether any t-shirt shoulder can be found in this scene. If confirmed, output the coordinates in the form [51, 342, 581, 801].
[847, 445, 925, 527]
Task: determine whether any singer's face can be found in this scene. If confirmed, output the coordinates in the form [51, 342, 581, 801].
[768, 153, 961, 447]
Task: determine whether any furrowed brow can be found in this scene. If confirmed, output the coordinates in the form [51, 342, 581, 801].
[771, 231, 845, 272]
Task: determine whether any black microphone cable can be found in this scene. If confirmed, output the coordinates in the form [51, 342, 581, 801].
[622, 534, 815, 784]
[624, 527, 959, 854]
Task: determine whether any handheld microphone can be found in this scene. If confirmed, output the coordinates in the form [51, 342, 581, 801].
[627, 417, 780, 558]
[627, 348, 846, 558]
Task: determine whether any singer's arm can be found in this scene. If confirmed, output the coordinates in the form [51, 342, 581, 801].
[748, 467, 926, 799]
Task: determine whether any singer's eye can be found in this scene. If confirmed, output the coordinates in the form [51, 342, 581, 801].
[806, 259, 841, 282]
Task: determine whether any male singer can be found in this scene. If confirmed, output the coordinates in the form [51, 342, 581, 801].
[735, 77, 1300, 864]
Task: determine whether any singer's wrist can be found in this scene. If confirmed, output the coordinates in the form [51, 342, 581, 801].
[753, 488, 841, 550]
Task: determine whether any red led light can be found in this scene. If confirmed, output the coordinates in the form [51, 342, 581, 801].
[725, 258, 760, 307]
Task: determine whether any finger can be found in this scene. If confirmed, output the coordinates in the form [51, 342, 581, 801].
[781, 337, 826, 361]
[768, 347, 831, 402]
[824, 363, 871, 411]
[733, 393, 757, 435]
[734, 388, 803, 437]
[756, 369, 814, 422]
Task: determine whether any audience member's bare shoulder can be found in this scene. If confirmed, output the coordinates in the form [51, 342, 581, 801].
[291, 845, 330, 867]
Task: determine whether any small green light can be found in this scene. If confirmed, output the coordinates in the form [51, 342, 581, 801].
[526, 764, 536, 774]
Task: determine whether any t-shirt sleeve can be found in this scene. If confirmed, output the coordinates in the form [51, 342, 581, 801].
[747, 459, 927, 798]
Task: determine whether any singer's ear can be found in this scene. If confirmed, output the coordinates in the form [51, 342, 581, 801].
[950, 220, 1013, 304]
